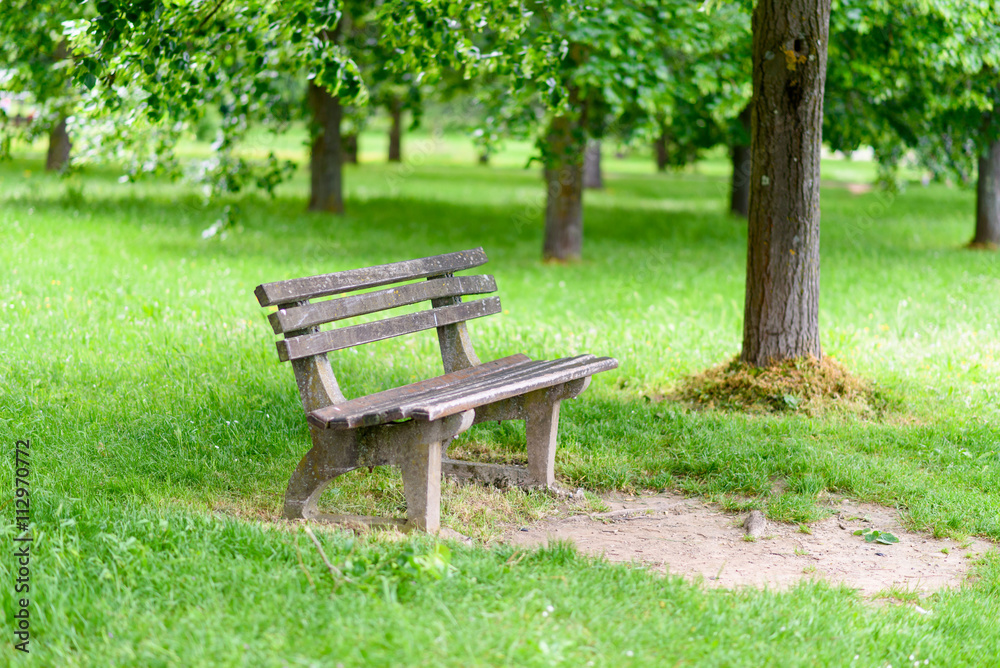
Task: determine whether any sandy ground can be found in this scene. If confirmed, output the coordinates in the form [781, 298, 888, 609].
[503, 492, 989, 597]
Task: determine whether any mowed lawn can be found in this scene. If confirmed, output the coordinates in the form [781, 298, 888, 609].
[1, 132, 999, 666]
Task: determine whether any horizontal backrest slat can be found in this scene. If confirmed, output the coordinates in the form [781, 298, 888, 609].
[255, 247, 488, 307]
[276, 297, 502, 362]
[268, 275, 497, 334]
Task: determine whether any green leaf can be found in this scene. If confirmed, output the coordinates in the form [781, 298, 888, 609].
[876, 532, 899, 545]
[82, 72, 97, 89]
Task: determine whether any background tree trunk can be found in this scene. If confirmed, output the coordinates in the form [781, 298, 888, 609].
[342, 132, 359, 164]
[655, 132, 669, 172]
[543, 115, 585, 261]
[388, 97, 402, 163]
[307, 81, 344, 214]
[45, 116, 71, 172]
[478, 151, 490, 166]
[741, 0, 830, 367]
[45, 39, 71, 172]
[972, 139, 1000, 247]
[583, 140, 603, 189]
[729, 105, 752, 217]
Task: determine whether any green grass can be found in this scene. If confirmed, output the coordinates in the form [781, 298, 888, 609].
[1, 131, 999, 665]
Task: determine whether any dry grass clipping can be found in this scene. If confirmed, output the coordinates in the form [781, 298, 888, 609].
[670, 355, 894, 417]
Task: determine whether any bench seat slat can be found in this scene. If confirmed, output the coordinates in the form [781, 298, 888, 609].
[320, 355, 535, 429]
[277, 297, 502, 362]
[320, 357, 589, 429]
[307, 355, 618, 429]
[349, 359, 554, 428]
[410, 356, 619, 421]
[307, 354, 532, 429]
[268, 275, 497, 334]
[255, 247, 488, 307]
[387, 356, 594, 419]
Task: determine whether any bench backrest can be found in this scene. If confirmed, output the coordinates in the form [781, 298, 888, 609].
[255, 248, 499, 411]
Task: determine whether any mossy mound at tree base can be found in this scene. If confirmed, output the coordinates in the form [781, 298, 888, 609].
[670, 355, 895, 417]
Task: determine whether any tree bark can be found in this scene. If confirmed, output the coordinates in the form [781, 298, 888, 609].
[45, 116, 71, 172]
[729, 105, 752, 218]
[342, 132, 358, 164]
[583, 140, 602, 189]
[972, 139, 1000, 247]
[478, 151, 490, 166]
[655, 132, 669, 171]
[543, 115, 585, 261]
[307, 81, 344, 214]
[741, 0, 830, 367]
[388, 97, 402, 163]
[45, 39, 71, 172]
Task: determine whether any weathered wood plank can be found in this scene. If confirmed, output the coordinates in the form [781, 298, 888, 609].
[340, 358, 594, 430]
[269, 275, 496, 334]
[277, 297, 502, 362]
[390, 357, 590, 418]
[307, 354, 532, 429]
[410, 356, 618, 421]
[349, 360, 552, 428]
[312, 355, 534, 430]
[255, 247, 488, 307]
[324, 357, 591, 430]
[308, 355, 617, 430]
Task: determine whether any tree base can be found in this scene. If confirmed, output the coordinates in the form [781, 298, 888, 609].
[669, 355, 896, 417]
[541, 255, 580, 265]
[967, 239, 999, 251]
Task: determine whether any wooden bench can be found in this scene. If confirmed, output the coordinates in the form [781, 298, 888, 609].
[255, 247, 618, 532]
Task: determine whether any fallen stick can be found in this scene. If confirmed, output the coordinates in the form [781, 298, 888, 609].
[303, 526, 353, 587]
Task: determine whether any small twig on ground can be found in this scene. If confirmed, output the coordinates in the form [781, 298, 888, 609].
[505, 550, 527, 567]
[303, 526, 353, 587]
[293, 534, 316, 589]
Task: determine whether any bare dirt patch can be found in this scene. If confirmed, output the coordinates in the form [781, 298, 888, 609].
[503, 492, 988, 597]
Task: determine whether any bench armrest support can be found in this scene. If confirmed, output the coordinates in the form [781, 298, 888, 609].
[431, 278, 481, 373]
[292, 355, 346, 412]
[283, 299, 347, 411]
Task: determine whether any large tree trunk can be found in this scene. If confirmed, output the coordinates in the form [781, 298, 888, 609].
[972, 139, 1000, 247]
[307, 81, 344, 214]
[388, 97, 402, 163]
[543, 115, 585, 261]
[342, 132, 358, 164]
[45, 116, 71, 172]
[655, 131, 669, 172]
[741, 0, 830, 367]
[729, 105, 752, 218]
[583, 140, 603, 189]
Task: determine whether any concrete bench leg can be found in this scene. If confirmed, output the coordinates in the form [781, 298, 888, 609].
[400, 440, 443, 532]
[284, 428, 359, 520]
[525, 390, 561, 487]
